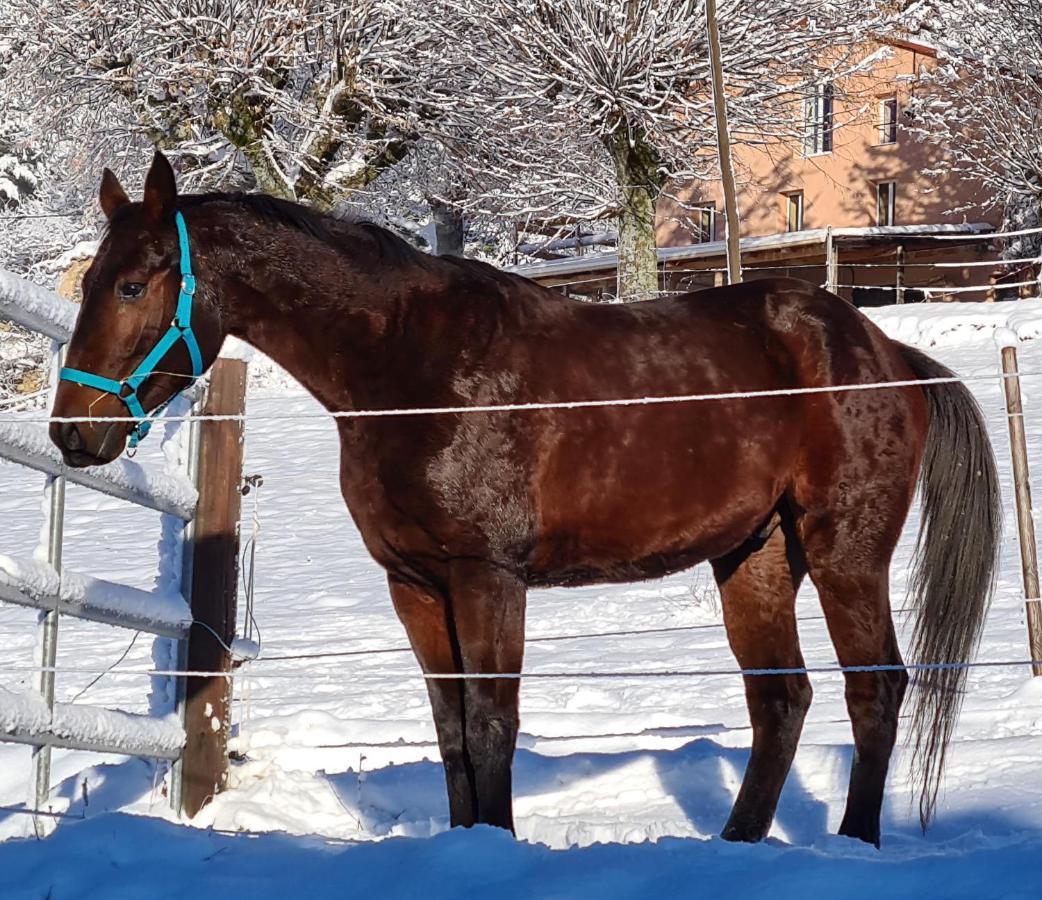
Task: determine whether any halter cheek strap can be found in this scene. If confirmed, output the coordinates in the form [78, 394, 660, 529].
[60, 210, 204, 449]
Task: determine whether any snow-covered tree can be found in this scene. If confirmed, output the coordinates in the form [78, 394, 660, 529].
[0, 135, 39, 208]
[0, 1, 442, 206]
[409, 0, 873, 299]
[904, 0, 1042, 258]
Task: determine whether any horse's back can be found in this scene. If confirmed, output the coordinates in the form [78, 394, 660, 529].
[517, 278, 925, 584]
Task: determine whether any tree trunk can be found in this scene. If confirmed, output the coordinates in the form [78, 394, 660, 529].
[430, 199, 465, 256]
[216, 94, 294, 200]
[607, 131, 662, 302]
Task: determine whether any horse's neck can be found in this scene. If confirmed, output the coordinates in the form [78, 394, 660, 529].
[214, 230, 474, 413]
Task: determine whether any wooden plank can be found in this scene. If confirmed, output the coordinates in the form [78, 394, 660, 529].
[179, 359, 247, 817]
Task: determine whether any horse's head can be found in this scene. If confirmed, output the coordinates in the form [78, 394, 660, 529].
[51, 152, 224, 466]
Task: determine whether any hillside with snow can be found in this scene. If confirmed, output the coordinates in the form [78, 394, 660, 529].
[1, 301, 1042, 898]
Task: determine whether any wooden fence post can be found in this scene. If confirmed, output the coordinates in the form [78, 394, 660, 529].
[705, 0, 742, 285]
[825, 226, 838, 294]
[997, 335, 1042, 676]
[895, 244, 906, 305]
[181, 358, 248, 815]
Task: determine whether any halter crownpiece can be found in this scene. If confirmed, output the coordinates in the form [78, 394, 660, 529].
[61, 210, 204, 449]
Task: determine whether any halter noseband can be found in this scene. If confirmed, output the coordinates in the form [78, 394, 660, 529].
[60, 210, 204, 449]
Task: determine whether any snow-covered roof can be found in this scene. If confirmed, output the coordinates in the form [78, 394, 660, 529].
[507, 223, 995, 281]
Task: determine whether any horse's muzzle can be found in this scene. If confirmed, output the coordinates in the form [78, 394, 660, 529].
[49, 420, 121, 468]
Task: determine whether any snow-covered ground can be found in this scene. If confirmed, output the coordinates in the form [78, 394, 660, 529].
[2, 300, 1042, 898]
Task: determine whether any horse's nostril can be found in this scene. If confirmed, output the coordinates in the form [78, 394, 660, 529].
[61, 422, 84, 452]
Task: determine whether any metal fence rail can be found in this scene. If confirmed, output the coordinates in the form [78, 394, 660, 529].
[0, 271, 203, 833]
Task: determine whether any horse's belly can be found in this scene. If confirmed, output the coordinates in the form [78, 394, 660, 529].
[526, 410, 795, 584]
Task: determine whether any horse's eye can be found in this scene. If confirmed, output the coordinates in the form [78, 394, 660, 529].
[118, 282, 146, 300]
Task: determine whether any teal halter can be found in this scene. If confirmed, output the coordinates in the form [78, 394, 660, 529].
[61, 210, 204, 449]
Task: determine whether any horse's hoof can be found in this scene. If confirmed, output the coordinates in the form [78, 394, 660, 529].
[720, 820, 768, 843]
[838, 818, 881, 849]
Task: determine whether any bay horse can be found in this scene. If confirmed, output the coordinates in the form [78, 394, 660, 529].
[51, 153, 999, 847]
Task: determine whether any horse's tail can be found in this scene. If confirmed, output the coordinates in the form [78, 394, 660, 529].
[899, 343, 1001, 830]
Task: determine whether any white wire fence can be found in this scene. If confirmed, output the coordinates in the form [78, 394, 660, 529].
[2, 229, 1042, 735]
[2, 370, 1035, 427]
[1, 360, 1038, 686]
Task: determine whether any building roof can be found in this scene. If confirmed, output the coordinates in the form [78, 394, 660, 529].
[507, 223, 996, 281]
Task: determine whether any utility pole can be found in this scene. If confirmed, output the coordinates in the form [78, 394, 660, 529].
[706, 0, 742, 284]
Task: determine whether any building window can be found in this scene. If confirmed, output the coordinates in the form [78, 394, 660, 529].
[786, 191, 804, 232]
[803, 82, 834, 155]
[694, 206, 715, 243]
[878, 97, 898, 144]
[876, 181, 896, 226]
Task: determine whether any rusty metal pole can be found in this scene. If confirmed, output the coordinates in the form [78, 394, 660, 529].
[996, 333, 1042, 675]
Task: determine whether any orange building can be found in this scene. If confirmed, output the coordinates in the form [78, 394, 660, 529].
[516, 36, 1023, 306]
[660, 38, 999, 244]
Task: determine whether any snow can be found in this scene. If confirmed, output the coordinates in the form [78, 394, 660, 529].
[49, 703, 184, 758]
[1, 298, 1042, 895]
[0, 419, 197, 521]
[0, 553, 191, 638]
[0, 687, 184, 758]
[4, 815, 1042, 900]
[48, 241, 100, 273]
[0, 268, 77, 342]
[864, 297, 1042, 348]
[995, 327, 1021, 350]
[0, 552, 59, 602]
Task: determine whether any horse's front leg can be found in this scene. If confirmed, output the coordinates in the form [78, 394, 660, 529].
[388, 575, 475, 828]
[388, 564, 526, 832]
[448, 559, 526, 831]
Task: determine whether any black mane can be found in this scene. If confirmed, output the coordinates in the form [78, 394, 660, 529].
[179, 191, 427, 268]
[172, 190, 528, 291]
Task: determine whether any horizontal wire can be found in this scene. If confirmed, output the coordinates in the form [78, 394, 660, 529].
[0, 212, 81, 221]
[3, 371, 1032, 428]
[0, 805, 84, 820]
[828, 281, 1039, 294]
[1, 656, 1039, 683]
[258, 608, 916, 663]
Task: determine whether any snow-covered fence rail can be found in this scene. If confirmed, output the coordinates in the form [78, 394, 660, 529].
[0, 268, 247, 830]
[0, 269, 75, 343]
[0, 420, 197, 520]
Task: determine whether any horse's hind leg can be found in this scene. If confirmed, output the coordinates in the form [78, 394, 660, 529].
[798, 515, 908, 847]
[711, 507, 812, 842]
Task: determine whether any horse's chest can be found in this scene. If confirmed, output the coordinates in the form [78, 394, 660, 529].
[336, 416, 534, 566]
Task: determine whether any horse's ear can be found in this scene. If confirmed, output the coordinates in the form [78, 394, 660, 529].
[142, 151, 177, 221]
[99, 168, 130, 220]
